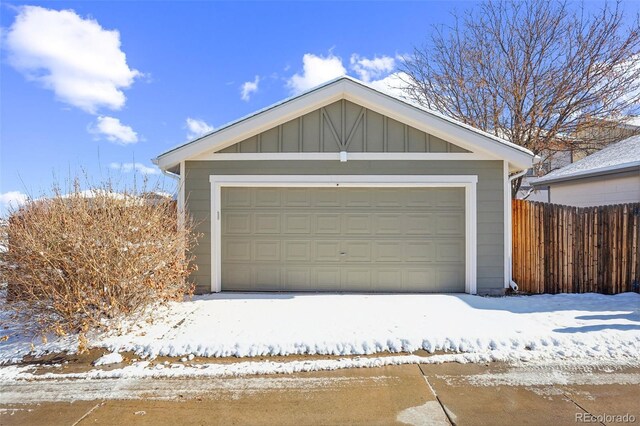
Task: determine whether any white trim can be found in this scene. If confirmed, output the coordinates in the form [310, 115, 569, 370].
[503, 161, 510, 289]
[158, 83, 344, 168]
[177, 161, 185, 231]
[209, 174, 478, 294]
[344, 83, 532, 167]
[194, 152, 495, 161]
[157, 78, 534, 170]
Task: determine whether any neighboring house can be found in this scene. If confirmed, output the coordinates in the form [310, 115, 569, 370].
[518, 150, 571, 202]
[154, 77, 535, 295]
[518, 122, 640, 202]
[531, 135, 640, 207]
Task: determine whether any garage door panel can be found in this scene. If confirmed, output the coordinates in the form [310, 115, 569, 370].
[223, 240, 252, 262]
[405, 213, 434, 235]
[255, 268, 281, 288]
[284, 240, 311, 261]
[254, 240, 281, 261]
[405, 189, 436, 207]
[254, 213, 280, 234]
[284, 268, 311, 288]
[436, 268, 465, 291]
[221, 187, 465, 292]
[223, 212, 252, 234]
[222, 266, 252, 289]
[404, 241, 435, 262]
[315, 268, 341, 290]
[403, 269, 435, 291]
[373, 189, 404, 207]
[283, 188, 311, 207]
[374, 242, 403, 262]
[316, 214, 341, 234]
[343, 189, 371, 207]
[374, 214, 403, 235]
[436, 241, 465, 262]
[435, 188, 465, 207]
[344, 214, 372, 234]
[314, 240, 341, 262]
[283, 214, 312, 234]
[376, 270, 403, 291]
[436, 213, 465, 235]
[313, 189, 340, 207]
[343, 269, 372, 291]
[254, 188, 281, 206]
[224, 187, 251, 207]
[344, 241, 372, 262]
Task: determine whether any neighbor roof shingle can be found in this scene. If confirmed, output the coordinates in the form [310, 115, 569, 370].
[533, 135, 640, 185]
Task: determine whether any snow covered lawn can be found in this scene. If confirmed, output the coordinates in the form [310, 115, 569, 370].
[1, 292, 639, 368]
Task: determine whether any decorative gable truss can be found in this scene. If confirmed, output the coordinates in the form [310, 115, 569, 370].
[213, 100, 470, 155]
[158, 77, 534, 170]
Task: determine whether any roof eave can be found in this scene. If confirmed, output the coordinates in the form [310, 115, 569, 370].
[156, 77, 535, 171]
[532, 162, 640, 186]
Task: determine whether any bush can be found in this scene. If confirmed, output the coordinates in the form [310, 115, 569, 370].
[0, 179, 198, 338]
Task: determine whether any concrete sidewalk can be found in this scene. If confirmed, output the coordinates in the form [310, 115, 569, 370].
[420, 362, 640, 426]
[0, 364, 449, 426]
[1, 362, 639, 425]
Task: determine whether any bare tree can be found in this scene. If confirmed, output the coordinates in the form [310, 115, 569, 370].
[401, 0, 640, 195]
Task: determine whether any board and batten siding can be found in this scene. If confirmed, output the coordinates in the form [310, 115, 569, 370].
[185, 160, 505, 294]
[217, 100, 470, 154]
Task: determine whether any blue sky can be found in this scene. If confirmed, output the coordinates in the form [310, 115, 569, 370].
[1, 1, 637, 213]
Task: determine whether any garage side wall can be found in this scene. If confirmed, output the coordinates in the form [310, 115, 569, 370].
[184, 160, 505, 294]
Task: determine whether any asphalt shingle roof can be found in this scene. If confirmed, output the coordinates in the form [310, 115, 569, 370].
[533, 135, 640, 185]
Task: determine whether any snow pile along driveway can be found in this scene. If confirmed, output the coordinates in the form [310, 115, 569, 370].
[1, 292, 639, 364]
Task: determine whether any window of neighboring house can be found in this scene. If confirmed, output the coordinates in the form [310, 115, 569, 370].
[529, 161, 551, 177]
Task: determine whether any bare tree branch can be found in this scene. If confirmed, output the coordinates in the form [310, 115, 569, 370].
[401, 0, 640, 196]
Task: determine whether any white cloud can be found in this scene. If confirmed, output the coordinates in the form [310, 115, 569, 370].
[91, 116, 138, 144]
[368, 72, 411, 99]
[287, 53, 346, 94]
[186, 117, 214, 140]
[240, 76, 260, 101]
[350, 54, 396, 82]
[0, 191, 28, 213]
[4, 5, 140, 113]
[109, 162, 160, 175]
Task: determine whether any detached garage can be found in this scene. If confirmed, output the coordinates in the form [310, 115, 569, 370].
[154, 77, 535, 295]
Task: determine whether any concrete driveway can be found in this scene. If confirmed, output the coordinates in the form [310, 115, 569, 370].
[1, 361, 638, 425]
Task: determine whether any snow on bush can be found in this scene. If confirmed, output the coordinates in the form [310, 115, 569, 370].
[0, 177, 199, 346]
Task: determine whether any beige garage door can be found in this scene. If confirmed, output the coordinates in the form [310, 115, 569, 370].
[221, 187, 465, 292]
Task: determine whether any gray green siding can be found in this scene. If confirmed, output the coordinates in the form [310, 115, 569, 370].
[185, 160, 505, 294]
[219, 100, 470, 154]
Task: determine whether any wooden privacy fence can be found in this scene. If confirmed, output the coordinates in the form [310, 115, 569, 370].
[512, 200, 640, 294]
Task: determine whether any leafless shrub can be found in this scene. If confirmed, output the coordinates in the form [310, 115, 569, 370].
[0, 177, 198, 341]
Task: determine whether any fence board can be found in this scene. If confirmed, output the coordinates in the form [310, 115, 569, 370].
[512, 200, 640, 294]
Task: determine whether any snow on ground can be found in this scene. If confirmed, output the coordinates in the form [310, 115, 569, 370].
[1, 354, 638, 403]
[1, 292, 639, 373]
[93, 352, 124, 366]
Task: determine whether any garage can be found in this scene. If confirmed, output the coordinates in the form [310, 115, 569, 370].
[219, 185, 466, 293]
[156, 77, 536, 295]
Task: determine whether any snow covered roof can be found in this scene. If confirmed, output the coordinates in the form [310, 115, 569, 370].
[532, 135, 640, 185]
[154, 76, 535, 171]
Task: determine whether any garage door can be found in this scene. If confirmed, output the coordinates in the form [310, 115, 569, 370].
[221, 187, 465, 292]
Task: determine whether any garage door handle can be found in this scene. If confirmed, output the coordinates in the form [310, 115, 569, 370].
[340, 252, 347, 256]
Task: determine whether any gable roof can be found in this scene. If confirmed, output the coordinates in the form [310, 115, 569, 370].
[532, 135, 640, 186]
[154, 76, 535, 172]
